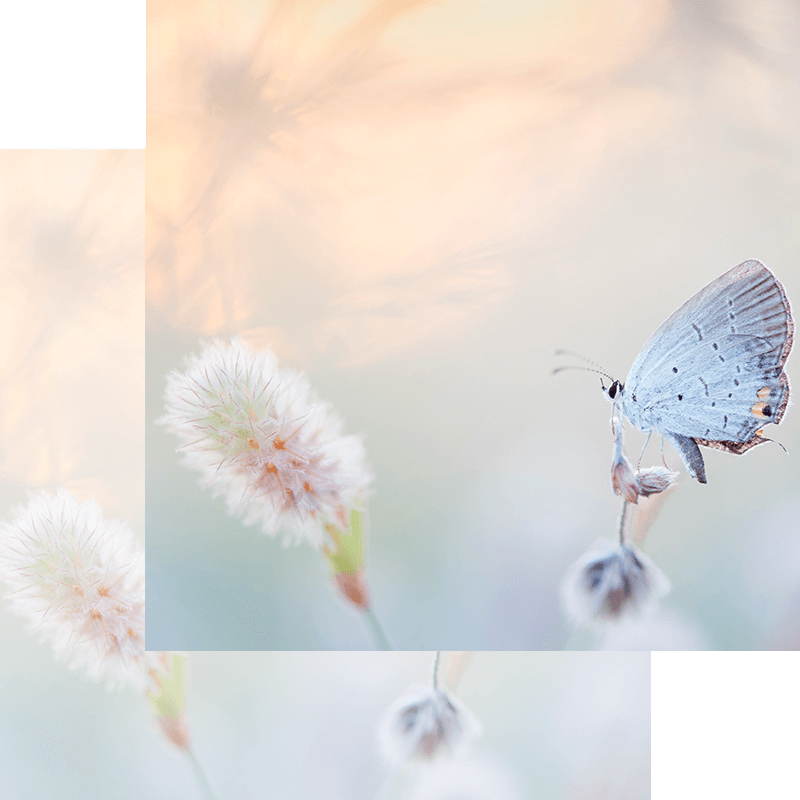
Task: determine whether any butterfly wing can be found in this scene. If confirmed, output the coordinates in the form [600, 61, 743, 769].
[623, 260, 793, 482]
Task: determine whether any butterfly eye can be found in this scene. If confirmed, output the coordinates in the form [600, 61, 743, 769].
[608, 382, 617, 399]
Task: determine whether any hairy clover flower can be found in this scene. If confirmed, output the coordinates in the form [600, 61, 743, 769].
[160, 338, 372, 548]
[0, 489, 153, 690]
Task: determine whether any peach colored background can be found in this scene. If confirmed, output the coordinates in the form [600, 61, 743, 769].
[0, 150, 144, 529]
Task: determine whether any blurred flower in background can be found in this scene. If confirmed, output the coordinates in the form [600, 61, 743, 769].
[0, 489, 152, 690]
[0, 488, 214, 797]
[562, 541, 671, 627]
[378, 651, 481, 772]
[378, 682, 482, 765]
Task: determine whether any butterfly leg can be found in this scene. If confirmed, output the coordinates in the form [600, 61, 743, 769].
[636, 430, 652, 471]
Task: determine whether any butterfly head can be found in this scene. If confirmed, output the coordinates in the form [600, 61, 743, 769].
[601, 378, 624, 404]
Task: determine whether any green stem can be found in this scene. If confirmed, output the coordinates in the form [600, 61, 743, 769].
[362, 606, 394, 650]
[431, 651, 441, 690]
[185, 747, 222, 800]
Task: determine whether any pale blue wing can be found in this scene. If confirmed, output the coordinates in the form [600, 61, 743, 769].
[622, 260, 793, 477]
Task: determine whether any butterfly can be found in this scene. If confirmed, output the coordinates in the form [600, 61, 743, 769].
[601, 260, 793, 483]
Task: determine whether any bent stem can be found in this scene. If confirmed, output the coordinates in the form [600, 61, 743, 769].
[186, 747, 222, 800]
[363, 606, 394, 650]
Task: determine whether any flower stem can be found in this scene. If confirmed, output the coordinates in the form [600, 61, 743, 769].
[362, 606, 394, 650]
[618, 500, 629, 545]
[431, 651, 441, 690]
[185, 747, 222, 800]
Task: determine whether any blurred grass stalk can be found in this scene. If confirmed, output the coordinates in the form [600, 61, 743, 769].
[148, 653, 222, 800]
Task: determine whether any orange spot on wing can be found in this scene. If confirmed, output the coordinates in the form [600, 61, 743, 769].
[757, 386, 771, 398]
[751, 401, 771, 419]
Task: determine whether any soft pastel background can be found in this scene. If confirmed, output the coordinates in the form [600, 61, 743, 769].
[147, 0, 800, 650]
[0, 150, 144, 528]
[0, 650, 649, 800]
[0, 150, 145, 796]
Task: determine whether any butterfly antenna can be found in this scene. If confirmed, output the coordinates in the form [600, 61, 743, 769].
[552, 350, 614, 380]
[556, 350, 613, 373]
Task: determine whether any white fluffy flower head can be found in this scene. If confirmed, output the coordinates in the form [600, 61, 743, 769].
[160, 338, 372, 548]
[562, 542, 671, 626]
[0, 489, 154, 690]
[378, 684, 482, 766]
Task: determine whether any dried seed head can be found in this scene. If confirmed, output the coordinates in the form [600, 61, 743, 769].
[378, 685, 482, 766]
[636, 466, 679, 497]
[562, 542, 670, 626]
[611, 450, 640, 503]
